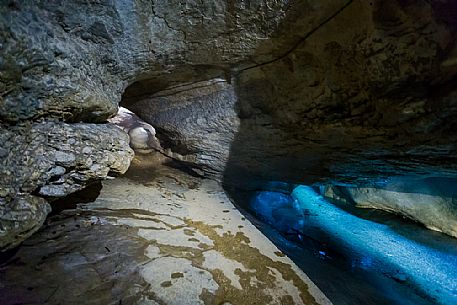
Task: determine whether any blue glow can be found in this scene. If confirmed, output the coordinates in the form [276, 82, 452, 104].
[291, 185, 457, 305]
[250, 191, 303, 233]
[354, 255, 374, 270]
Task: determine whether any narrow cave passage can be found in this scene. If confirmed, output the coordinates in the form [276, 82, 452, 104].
[0, 82, 329, 305]
[3, 74, 457, 305]
[3, 1, 457, 304]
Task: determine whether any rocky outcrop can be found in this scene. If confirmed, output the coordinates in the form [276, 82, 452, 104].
[322, 178, 457, 238]
[0, 121, 133, 249]
[1, 122, 132, 199]
[0, 195, 51, 250]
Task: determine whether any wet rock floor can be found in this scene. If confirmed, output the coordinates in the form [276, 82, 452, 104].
[0, 155, 330, 305]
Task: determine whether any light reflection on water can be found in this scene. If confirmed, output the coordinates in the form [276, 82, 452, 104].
[250, 190, 372, 269]
[248, 185, 457, 305]
[250, 191, 302, 233]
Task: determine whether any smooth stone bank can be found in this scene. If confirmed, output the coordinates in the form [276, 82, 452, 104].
[0, 154, 330, 305]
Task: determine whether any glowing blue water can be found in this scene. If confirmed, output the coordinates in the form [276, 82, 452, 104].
[250, 191, 303, 232]
[290, 185, 457, 305]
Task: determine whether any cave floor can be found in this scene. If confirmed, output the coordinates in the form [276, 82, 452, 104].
[0, 154, 330, 305]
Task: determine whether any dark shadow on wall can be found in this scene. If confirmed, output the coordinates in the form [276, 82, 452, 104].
[222, 0, 457, 194]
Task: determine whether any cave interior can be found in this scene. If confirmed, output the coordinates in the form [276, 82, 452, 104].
[1, 1, 457, 305]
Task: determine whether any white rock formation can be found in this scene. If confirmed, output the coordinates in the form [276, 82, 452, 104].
[109, 107, 162, 153]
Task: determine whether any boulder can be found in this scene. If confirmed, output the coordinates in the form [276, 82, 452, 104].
[0, 195, 51, 250]
[0, 121, 133, 249]
[323, 178, 457, 238]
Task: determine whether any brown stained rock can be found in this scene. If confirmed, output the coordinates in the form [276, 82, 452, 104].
[188, 220, 319, 305]
[170, 272, 184, 279]
[160, 281, 172, 288]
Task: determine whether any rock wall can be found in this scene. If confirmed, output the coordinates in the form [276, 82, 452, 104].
[121, 0, 457, 190]
[0, 122, 133, 249]
[224, 0, 457, 188]
[127, 79, 239, 177]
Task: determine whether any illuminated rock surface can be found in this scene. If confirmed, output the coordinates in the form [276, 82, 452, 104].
[108, 107, 161, 153]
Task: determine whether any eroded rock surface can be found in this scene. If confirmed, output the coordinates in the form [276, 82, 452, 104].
[109, 107, 161, 153]
[223, 0, 457, 188]
[127, 79, 239, 178]
[0, 122, 133, 249]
